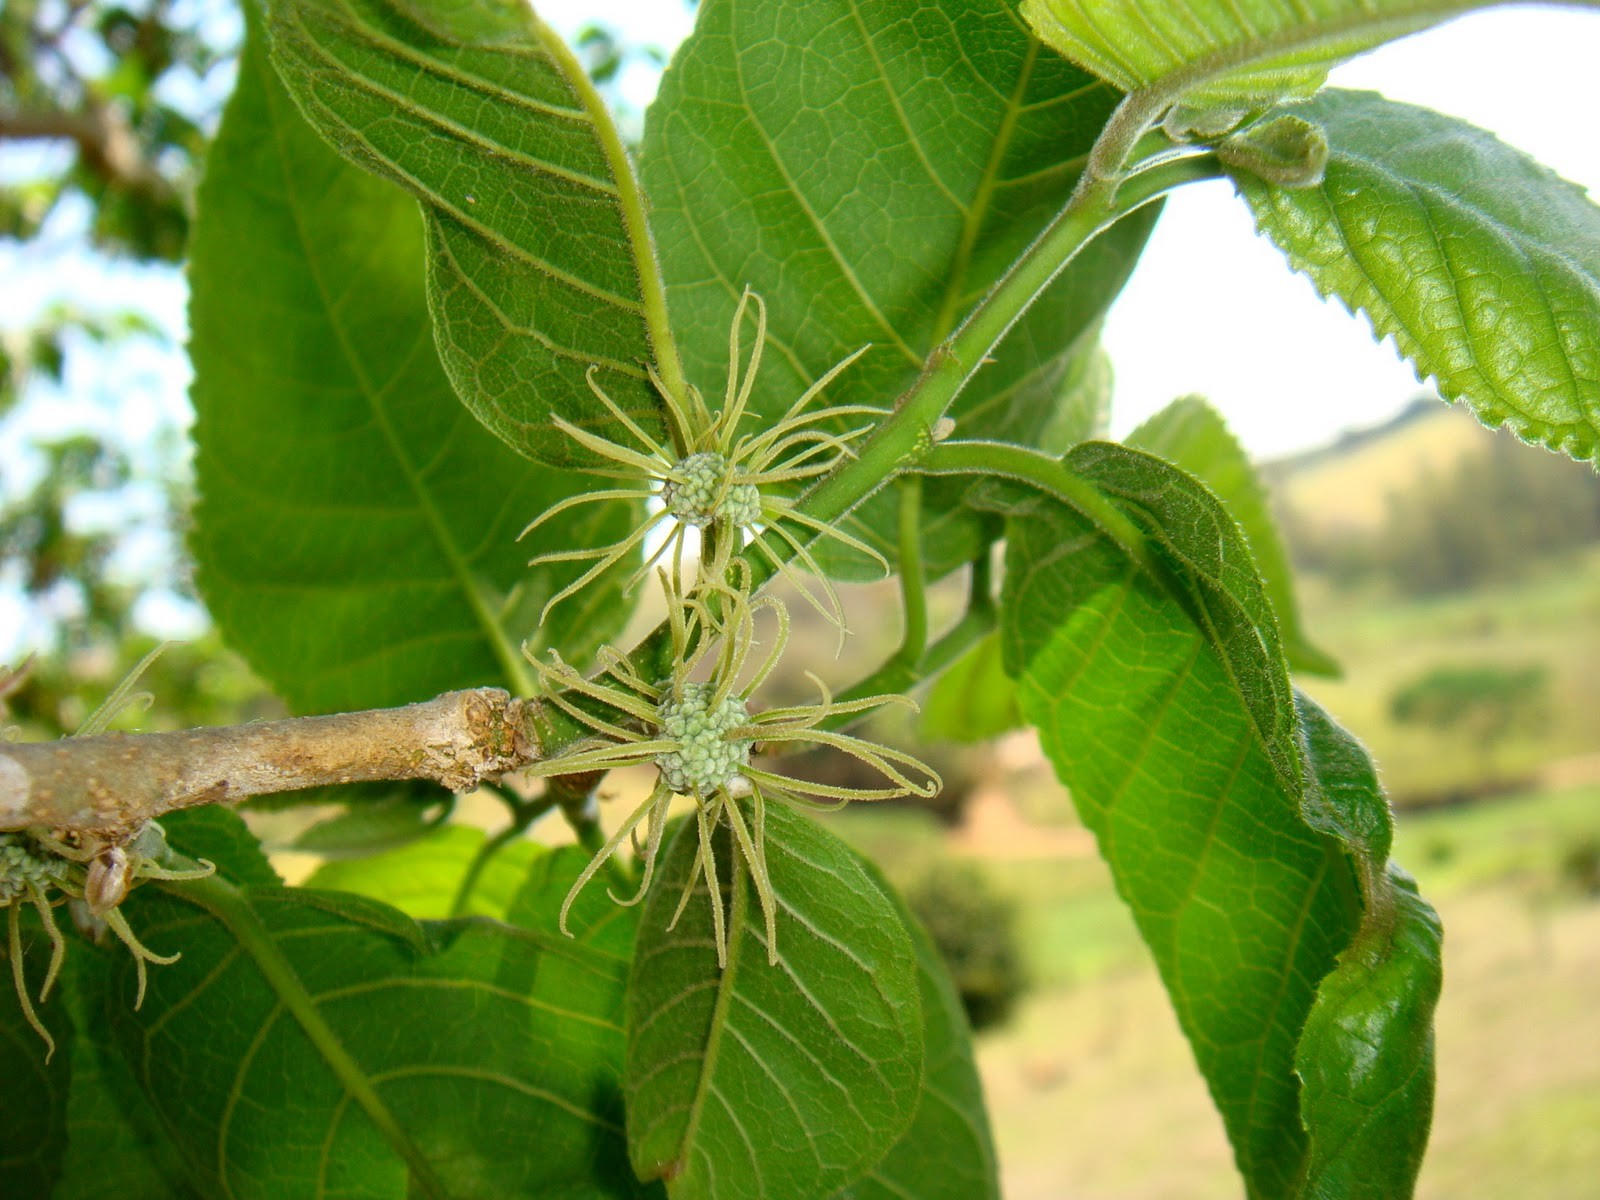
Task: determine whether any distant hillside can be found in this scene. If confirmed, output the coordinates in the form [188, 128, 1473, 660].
[1265, 397, 1494, 534]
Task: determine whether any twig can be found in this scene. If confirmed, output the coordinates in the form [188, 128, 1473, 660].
[0, 689, 543, 841]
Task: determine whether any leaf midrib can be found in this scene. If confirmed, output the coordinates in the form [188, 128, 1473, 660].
[179, 875, 451, 1200]
[264, 72, 534, 699]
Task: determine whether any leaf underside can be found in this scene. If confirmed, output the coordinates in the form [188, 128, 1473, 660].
[191, 18, 637, 715]
[267, 0, 681, 467]
[1238, 89, 1600, 464]
[1020, 0, 1500, 108]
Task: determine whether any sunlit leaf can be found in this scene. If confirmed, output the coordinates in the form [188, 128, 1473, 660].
[1238, 90, 1600, 463]
[1022, 0, 1505, 108]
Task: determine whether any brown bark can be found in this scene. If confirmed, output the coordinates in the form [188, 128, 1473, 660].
[0, 689, 542, 842]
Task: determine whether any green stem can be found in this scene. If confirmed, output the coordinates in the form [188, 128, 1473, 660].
[167, 874, 452, 1200]
[825, 604, 996, 731]
[894, 476, 927, 668]
[921, 440, 1158, 576]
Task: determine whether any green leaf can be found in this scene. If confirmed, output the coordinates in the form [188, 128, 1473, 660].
[54, 953, 194, 1200]
[1128, 396, 1338, 675]
[997, 448, 1443, 1196]
[997, 451, 1360, 1197]
[1293, 697, 1441, 1199]
[0, 920, 71, 1196]
[919, 632, 1023, 744]
[641, 0, 1155, 578]
[1237, 89, 1600, 463]
[158, 806, 284, 888]
[108, 878, 655, 1198]
[191, 19, 637, 716]
[1021, 0, 1505, 109]
[624, 805, 923, 1198]
[266, 0, 686, 466]
[304, 823, 542, 918]
[833, 864, 999, 1200]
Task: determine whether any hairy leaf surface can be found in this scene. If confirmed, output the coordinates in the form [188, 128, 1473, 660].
[997, 447, 1355, 1197]
[624, 805, 922, 1199]
[266, 0, 684, 465]
[1022, 0, 1508, 107]
[1238, 90, 1600, 462]
[1129, 396, 1337, 674]
[109, 881, 652, 1199]
[643, 0, 1155, 577]
[192, 23, 635, 715]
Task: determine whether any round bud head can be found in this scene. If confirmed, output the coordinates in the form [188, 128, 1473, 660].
[0, 834, 62, 904]
[662, 452, 736, 529]
[656, 682, 753, 796]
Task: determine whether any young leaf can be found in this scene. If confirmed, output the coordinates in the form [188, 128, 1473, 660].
[107, 879, 654, 1198]
[1022, 0, 1504, 109]
[191, 21, 637, 715]
[1128, 396, 1338, 675]
[265, 0, 685, 465]
[832, 864, 1000, 1200]
[996, 452, 1357, 1197]
[624, 805, 923, 1199]
[642, 0, 1156, 578]
[1294, 697, 1442, 1199]
[1237, 90, 1600, 463]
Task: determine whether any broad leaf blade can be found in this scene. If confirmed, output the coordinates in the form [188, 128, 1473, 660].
[191, 22, 636, 715]
[266, 0, 684, 466]
[1129, 396, 1338, 674]
[834, 866, 999, 1200]
[642, 0, 1155, 578]
[624, 804, 923, 1199]
[1294, 697, 1441, 1199]
[1021, 0, 1497, 107]
[1238, 90, 1600, 463]
[109, 881, 654, 1198]
[998, 455, 1361, 1197]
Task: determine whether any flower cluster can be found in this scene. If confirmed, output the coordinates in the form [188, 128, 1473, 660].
[522, 292, 940, 966]
[527, 568, 938, 967]
[522, 288, 889, 638]
[2, 821, 213, 1057]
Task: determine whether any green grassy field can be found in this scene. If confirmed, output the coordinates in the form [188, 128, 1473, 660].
[1294, 545, 1600, 802]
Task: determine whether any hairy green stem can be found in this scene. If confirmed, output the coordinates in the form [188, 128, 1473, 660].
[921, 440, 1158, 575]
[894, 476, 928, 668]
[825, 604, 996, 731]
